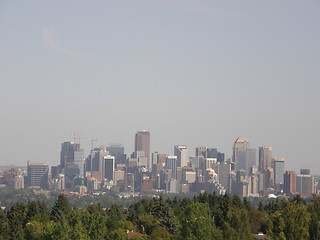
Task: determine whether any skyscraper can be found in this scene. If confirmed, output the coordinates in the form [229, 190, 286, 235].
[87, 148, 109, 181]
[166, 156, 178, 179]
[106, 144, 126, 165]
[233, 137, 256, 176]
[60, 142, 85, 177]
[296, 174, 316, 195]
[219, 162, 232, 192]
[259, 146, 272, 173]
[135, 130, 151, 171]
[273, 158, 285, 186]
[174, 145, 189, 167]
[27, 161, 49, 189]
[195, 147, 207, 157]
[195, 147, 225, 162]
[284, 171, 297, 195]
[103, 155, 115, 181]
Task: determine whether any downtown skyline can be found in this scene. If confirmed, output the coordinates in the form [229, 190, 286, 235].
[0, 130, 312, 176]
[5, 131, 315, 197]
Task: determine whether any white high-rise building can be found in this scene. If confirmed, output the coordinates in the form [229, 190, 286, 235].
[174, 145, 189, 167]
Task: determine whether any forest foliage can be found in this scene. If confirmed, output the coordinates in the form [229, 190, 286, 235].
[1, 192, 320, 240]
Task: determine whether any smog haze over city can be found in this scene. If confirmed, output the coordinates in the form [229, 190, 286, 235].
[1, 1, 319, 173]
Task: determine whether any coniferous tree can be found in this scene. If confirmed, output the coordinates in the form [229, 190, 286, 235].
[0, 208, 9, 240]
[50, 194, 71, 222]
[178, 202, 222, 240]
[309, 195, 320, 240]
[7, 202, 27, 240]
[282, 201, 310, 240]
[150, 197, 177, 234]
[223, 206, 253, 240]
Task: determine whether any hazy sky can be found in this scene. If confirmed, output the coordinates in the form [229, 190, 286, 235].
[1, 1, 319, 173]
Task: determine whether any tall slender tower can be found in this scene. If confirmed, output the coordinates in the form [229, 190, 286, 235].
[259, 146, 272, 173]
[284, 171, 297, 194]
[273, 158, 285, 186]
[135, 130, 151, 171]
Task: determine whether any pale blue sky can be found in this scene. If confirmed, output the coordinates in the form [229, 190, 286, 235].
[0, 0, 319, 173]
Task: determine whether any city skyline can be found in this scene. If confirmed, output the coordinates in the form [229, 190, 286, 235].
[0, 130, 316, 175]
[0, 131, 313, 176]
[1, 1, 319, 173]
[1, 131, 318, 197]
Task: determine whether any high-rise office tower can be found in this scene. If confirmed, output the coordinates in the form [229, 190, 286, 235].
[195, 147, 225, 162]
[206, 148, 218, 158]
[284, 171, 297, 194]
[247, 149, 257, 174]
[217, 152, 225, 163]
[235, 169, 249, 196]
[219, 162, 232, 192]
[86, 148, 109, 182]
[106, 144, 126, 165]
[135, 130, 151, 171]
[233, 137, 256, 176]
[27, 161, 49, 189]
[60, 142, 81, 166]
[90, 148, 109, 172]
[151, 152, 167, 174]
[296, 174, 316, 195]
[250, 175, 259, 197]
[195, 147, 207, 157]
[273, 158, 285, 186]
[103, 155, 115, 181]
[166, 156, 178, 179]
[259, 146, 272, 173]
[60, 142, 85, 177]
[174, 145, 189, 167]
[265, 167, 274, 189]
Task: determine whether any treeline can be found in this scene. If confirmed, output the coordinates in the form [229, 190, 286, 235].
[0, 188, 160, 209]
[0, 193, 320, 239]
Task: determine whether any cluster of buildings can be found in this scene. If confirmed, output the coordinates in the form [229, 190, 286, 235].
[0, 131, 317, 197]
